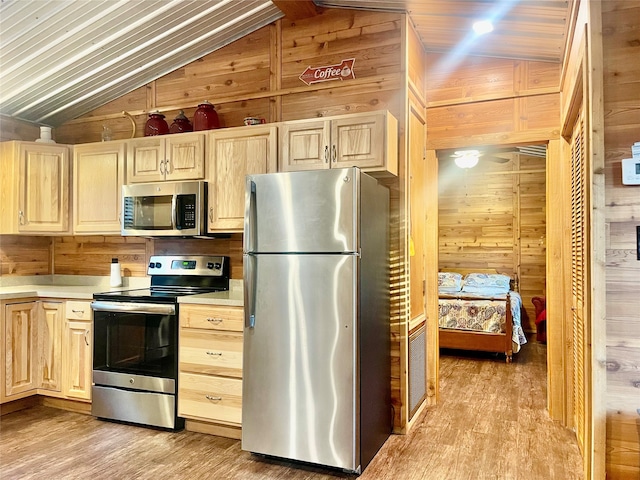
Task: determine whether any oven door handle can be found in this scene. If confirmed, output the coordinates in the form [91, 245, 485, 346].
[91, 301, 176, 315]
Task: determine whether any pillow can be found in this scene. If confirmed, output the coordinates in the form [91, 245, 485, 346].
[438, 272, 463, 293]
[461, 273, 511, 294]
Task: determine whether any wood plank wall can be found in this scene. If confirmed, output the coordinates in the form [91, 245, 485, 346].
[54, 11, 404, 145]
[0, 115, 40, 143]
[601, 1, 640, 477]
[426, 53, 561, 150]
[426, 53, 558, 334]
[0, 236, 52, 276]
[438, 153, 546, 332]
[0, 235, 243, 280]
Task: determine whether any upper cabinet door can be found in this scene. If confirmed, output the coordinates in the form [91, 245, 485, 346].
[126, 132, 205, 183]
[278, 111, 398, 177]
[207, 125, 277, 232]
[18, 143, 70, 233]
[126, 137, 165, 183]
[279, 119, 330, 172]
[332, 113, 386, 170]
[164, 132, 205, 180]
[73, 141, 126, 234]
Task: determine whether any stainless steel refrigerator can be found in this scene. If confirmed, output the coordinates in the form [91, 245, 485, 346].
[242, 167, 391, 474]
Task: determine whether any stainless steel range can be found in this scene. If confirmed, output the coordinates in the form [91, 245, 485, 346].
[90, 255, 229, 430]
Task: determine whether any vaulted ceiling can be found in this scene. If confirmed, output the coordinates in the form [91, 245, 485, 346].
[0, 0, 570, 128]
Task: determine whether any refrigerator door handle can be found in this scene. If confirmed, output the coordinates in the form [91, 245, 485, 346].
[244, 253, 257, 329]
[244, 179, 257, 253]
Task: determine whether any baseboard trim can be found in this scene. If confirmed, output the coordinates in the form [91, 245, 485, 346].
[185, 419, 242, 439]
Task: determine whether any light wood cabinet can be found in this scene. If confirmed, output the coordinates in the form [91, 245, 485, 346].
[38, 301, 64, 392]
[0, 141, 70, 234]
[2, 302, 38, 400]
[279, 111, 398, 176]
[73, 141, 126, 234]
[62, 301, 92, 401]
[1, 299, 92, 404]
[206, 125, 277, 232]
[126, 132, 205, 183]
[178, 304, 243, 429]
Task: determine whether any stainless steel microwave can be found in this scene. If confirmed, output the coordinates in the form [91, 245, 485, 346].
[121, 181, 207, 236]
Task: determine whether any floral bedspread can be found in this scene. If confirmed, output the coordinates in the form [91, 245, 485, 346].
[438, 292, 527, 352]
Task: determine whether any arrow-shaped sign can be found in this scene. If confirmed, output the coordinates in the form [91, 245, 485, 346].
[299, 58, 356, 86]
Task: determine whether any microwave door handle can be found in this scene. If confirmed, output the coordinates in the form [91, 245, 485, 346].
[172, 195, 179, 230]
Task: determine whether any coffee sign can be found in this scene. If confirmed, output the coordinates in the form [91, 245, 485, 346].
[299, 58, 355, 86]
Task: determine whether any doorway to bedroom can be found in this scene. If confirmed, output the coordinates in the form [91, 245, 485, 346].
[436, 144, 548, 361]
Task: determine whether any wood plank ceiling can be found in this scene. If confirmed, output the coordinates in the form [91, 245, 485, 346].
[0, 0, 570, 128]
[316, 0, 571, 62]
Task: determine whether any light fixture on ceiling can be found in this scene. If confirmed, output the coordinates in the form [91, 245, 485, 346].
[472, 20, 494, 35]
[453, 150, 480, 169]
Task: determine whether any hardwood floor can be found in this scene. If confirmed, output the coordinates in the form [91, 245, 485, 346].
[0, 342, 582, 480]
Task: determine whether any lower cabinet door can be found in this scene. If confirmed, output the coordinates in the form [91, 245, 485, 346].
[3, 302, 38, 399]
[178, 372, 241, 425]
[62, 320, 92, 401]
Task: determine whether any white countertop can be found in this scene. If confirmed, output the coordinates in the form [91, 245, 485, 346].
[0, 275, 243, 306]
[0, 284, 109, 300]
[178, 288, 244, 307]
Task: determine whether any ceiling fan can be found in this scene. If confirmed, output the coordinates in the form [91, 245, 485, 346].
[445, 145, 546, 168]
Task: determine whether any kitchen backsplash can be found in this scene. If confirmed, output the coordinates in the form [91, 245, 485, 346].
[0, 234, 243, 279]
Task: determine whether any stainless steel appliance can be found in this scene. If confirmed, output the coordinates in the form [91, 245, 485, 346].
[91, 255, 229, 430]
[242, 167, 391, 474]
[121, 180, 207, 236]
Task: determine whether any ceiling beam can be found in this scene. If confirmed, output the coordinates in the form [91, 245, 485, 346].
[271, 0, 322, 20]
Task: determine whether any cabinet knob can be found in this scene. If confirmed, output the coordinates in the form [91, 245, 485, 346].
[205, 395, 222, 402]
[159, 159, 166, 175]
[331, 144, 337, 163]
[324, 145, 329, 163]
[18, 210, 25, 225]
[165, 159, 172, 174]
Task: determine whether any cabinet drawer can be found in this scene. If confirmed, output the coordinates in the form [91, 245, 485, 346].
[66, 301, 92, 321]
[179, 329, 242, 378]
[179, 304, 243, 332]
[178, 372, 242, 425]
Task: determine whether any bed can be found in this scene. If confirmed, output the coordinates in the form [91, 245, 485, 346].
[438, 269, 527, 362]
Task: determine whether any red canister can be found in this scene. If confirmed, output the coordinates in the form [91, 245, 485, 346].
[169, 110, 193, 134]
[144, 111, 169, 136]
[193, 101, 220, 131]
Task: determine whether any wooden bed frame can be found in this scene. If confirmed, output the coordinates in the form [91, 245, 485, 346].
[438, 268, 516, 363]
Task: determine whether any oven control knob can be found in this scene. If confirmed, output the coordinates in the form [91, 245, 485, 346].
[148, 262, 155, 269]
[207, 262, 221, 270]
[155, 262, 162, 269]
[129, 378, 134, 384]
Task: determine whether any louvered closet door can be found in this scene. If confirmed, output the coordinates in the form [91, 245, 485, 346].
[570, 108, 589, 456]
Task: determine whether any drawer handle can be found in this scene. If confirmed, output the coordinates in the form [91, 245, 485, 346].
[206, 351, 222, 356]
[206, 317, 223, 323]
[72, 309, 85, 315]
[205, 395, 222, 402]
